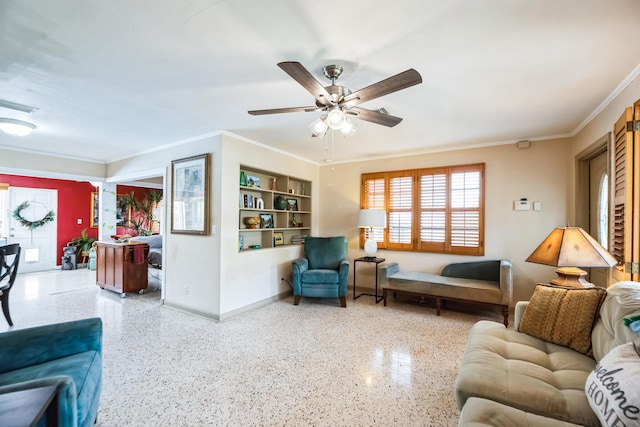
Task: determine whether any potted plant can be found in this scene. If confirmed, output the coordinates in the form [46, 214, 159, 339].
[117, 189, 163, 236]
[70, 228, 97, 258]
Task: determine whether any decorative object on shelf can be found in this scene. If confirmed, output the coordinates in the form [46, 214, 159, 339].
[260, 213, 274, 229]
[271, 178, 277, 191]
[290, 214, 297, 227]
[286, 198, 298, 211]
[526, 226, 618, 288]
[275, 195, 287, 210]
[171, 153, 210, 235]
[256, 198, 264, 209]
[246, 175, 260, 188]
[358, 209, 387, 259]
[249, 245, 261, 249]
[239, 235, 245, 250]
[243, 217, 260, 229]
[274, 231, 284, 246]
[240, 171, 247, 186]
[12, 201, 55, 230]
[301, 183, 305, 196]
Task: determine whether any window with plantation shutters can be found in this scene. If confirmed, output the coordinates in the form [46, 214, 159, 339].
[388, 173, 413, 248]
[361, 163, 484, 255]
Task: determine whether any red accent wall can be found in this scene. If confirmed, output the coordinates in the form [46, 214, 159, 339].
[1, 175, 156, 266]
[0, 174, 98, 265]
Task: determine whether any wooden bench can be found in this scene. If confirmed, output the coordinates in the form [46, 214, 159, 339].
[380, 260, 513, 326]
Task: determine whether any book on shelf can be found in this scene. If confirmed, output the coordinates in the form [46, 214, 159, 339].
[290, 235, 307, 244]
[240, 193, 259, 209]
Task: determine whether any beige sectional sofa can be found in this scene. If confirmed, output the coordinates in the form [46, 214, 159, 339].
[455, 281, 640, 427]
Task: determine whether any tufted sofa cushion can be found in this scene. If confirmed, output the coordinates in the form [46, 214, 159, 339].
[454, 320, 600, 427]
[459, 397, 584, 427]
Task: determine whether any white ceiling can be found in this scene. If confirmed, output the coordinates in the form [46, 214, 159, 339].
[2, 0, 640, 165]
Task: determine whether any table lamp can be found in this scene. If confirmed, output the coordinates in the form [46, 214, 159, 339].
[525, 226, 618, 287]
[358, 209, 386, 260]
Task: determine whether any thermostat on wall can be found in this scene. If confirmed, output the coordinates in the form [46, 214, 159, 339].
[514, 198, 530, 211]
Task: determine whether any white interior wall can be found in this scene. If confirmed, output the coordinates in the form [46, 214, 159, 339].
[218, 134, 319, 318]
[107, 132, 319, 319]
[0, 148, 106, 180]
[108, 134, 224, 317]
[318, 138, 573, 303]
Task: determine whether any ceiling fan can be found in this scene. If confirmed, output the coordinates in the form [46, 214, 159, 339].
[248, 61, 422, 137]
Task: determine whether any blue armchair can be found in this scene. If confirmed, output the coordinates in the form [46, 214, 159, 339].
[292, 236, 349, 307]
[0, 318, 103, 426]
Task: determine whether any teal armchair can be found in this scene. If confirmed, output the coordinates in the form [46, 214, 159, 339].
[0, 318, 103, 427]
[292, 236, 349, 307]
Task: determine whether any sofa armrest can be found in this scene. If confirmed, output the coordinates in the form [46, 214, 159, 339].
[0, 318, 102, 374]
[499, 259, 513, 307]
[380, 262, 400, 287]
[291, 258, 309, 294]
[514, 301, 529, 331]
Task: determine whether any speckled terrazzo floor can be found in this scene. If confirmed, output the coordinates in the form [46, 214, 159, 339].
[1, 268, 508, 427]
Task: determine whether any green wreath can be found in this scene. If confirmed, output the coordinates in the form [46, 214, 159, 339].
[12, 201, 55, 230]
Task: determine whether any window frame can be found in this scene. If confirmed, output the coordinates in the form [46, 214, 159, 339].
[361, 163, 485, 255]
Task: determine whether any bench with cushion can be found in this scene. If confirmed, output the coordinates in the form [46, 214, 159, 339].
[380, 259, 513, 326]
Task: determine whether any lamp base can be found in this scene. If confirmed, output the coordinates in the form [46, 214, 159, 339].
[549, 267, 594, 288]
[364, 238, 377, 258]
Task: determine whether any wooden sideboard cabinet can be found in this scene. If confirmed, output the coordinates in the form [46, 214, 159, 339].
[95, 241, 149, 297]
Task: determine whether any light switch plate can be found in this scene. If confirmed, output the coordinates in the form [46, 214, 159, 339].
[514, 200, 530, 211]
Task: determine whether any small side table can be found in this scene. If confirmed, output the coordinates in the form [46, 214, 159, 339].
[353, 257, 385, 303]
[0, 384, 58, 427]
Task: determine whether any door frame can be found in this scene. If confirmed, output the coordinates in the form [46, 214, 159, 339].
[106, 167, 167, 301]
[575, 132, 611, 285]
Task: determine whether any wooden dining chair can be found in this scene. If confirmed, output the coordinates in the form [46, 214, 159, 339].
[0, 244, 21, 326]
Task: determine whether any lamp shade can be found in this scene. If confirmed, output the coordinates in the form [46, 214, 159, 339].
[358, 209, 386, 229]
[526, 227, 617, 268]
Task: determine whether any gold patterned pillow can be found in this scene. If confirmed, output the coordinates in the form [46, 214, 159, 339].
[520, 283, 607, 356]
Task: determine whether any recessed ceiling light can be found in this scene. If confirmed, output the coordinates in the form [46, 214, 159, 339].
[0, 118, 37, 136]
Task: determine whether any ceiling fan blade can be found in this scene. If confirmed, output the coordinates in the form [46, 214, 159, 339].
[278, 62, 334, 106]
[341, 69, 422, 107]
[348, 107, 403, 127]
[248, 106, 319, 115]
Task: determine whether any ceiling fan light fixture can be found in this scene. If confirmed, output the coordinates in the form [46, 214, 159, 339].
[326, 107, 345, 130]
[309, 116, 328, 137]
[0, 118, 37, 136]
[340, 117, 358, 137]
